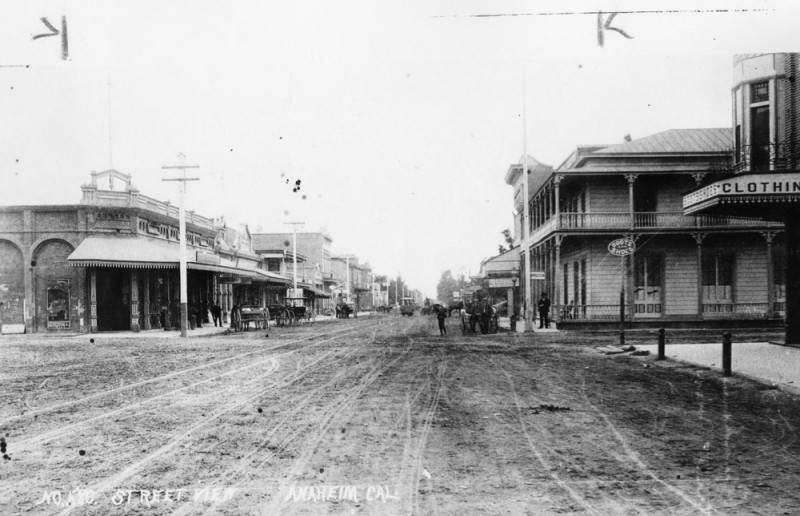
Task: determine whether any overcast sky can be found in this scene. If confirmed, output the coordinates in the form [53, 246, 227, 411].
[0, 1, 797, 298]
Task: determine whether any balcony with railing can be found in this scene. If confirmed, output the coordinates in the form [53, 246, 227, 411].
[557, 303, 785, 322]
[731, 142, 797, 174]
[554, 211, 781, 232]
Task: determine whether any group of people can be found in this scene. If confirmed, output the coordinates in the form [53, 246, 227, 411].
[185, 300, 224, 330]
[430, 292, 552, 337]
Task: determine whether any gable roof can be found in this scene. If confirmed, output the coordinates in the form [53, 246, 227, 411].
[594, 128, 732, 155]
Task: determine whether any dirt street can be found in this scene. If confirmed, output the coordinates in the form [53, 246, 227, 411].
[2, 315, 800, 515]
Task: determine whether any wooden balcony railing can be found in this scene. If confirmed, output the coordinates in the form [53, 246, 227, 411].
[556, 302, 784, 321]
[702, 302, 771, 319]
[555, 212, 780, 231]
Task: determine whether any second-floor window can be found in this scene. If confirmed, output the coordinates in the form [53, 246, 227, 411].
[751, 81, 769, 103]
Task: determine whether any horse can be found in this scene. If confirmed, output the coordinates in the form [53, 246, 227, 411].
[447, 301, 464, 317]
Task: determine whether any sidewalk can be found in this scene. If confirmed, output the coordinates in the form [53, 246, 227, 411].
[68, 325, 229, 340]
[638, 341, 800, 395]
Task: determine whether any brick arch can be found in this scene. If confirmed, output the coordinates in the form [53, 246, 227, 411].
[32, 239, 80, 331]
[0, 239, 26, 325]
[31, 237, 76, 260]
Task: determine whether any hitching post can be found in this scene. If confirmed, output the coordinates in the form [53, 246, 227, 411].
[722, 332, 732, 377]
[657, 328, 666, 360]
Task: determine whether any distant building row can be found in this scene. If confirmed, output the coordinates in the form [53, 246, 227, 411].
[0, 170, 390, 333]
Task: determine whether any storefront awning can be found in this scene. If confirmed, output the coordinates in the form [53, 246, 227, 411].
[67, 236, 182, 269]
[67, 236, 292, 284]
[304, 286, 331, 298]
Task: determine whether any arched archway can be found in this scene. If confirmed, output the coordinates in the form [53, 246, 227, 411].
[32, 239, 79, 331]
[0, 239, 25, 327]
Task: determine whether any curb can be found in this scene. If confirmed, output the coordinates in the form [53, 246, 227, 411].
[640, 353, 800, 398]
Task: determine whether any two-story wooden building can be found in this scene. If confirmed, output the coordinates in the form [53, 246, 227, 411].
[509, 128, 785, 327]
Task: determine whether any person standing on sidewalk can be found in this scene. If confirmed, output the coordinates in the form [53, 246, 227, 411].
[537, 292, 551, 329]
[437, 306, 447, 336]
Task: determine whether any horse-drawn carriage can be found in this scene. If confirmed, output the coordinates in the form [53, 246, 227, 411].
[231, 305, 269, 332]
[335, 301, 354, 318]
[270, 295, 315, 327]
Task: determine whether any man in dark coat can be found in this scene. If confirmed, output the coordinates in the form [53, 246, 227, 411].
[436, 306, 447, 336]
[211, 302, 222, 327]
[537, 293, 551, 329]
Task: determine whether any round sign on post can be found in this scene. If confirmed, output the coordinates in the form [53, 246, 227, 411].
[608, 238, 636, 256]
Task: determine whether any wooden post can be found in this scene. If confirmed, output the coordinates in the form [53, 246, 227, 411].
[619, 254, 625, 346]
[722, 332, 732, 377]
[764, 232, 775, 318]
[693, 233, 705, 319]
[143, 271, 151, 330]
[657, 328, 665, 360]
[90, 269, 97, 332]
[130, 270, 140, 331]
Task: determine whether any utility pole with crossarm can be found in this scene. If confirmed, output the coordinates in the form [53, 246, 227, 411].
[162, 154, 200, 338]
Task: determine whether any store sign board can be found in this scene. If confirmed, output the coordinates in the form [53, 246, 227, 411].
[530, 271, 545, 280]
[196, 251, 220, 265]
[683, 173, 800, 208]
[608, 238, 636, 256]
[488, 278, 515, 288]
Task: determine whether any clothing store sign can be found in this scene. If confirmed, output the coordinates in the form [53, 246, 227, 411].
[683, 173, 800, 208]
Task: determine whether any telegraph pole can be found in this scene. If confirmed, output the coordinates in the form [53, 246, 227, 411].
[162, 153, 200, 338]
[284, 221, 304, 307]
[521, 74, 533, 332]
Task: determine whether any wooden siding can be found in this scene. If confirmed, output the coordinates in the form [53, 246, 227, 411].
[662, 242, 698, 315]
[562, 235, 771, 316]
[585, 178, 628, 212]
[656, 176, 695, 211]
[735, 245, 768, 303]
[587, 240, 624, 305]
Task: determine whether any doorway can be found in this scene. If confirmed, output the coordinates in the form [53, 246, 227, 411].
[96, 269, 130, 331]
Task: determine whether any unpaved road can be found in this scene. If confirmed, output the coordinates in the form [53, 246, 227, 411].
[1, 315, 800, 515]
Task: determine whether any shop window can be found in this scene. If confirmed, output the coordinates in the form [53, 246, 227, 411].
[774, 244, 786, 303]
[46, 280, 70, 329]
[702, 253, 733, 302]
[634, 255, 662, 315]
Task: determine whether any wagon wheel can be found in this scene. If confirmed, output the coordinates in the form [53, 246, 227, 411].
[275, 308, 290, 327]
[489, 315, 498, 334]
[287, 309, 296, 326]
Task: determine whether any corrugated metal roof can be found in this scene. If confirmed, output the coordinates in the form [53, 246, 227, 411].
[594, 128, 732, 155]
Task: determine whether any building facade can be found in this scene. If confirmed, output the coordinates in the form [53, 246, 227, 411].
[509, 128, 785, 327]
[0, 170, 290, 333]
[684, 53, 799, 340]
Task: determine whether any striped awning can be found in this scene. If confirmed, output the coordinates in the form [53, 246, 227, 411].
[67, 236, 292, 284]
[68, 236, 182, 269]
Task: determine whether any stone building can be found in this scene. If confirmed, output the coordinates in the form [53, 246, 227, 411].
[0, 170, 289, 333]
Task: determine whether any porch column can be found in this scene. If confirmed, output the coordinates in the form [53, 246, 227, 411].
[787, 215, 800, 344]
[625, 174, 638, 229]
[90, 269, 97, 332]
[130, 270, 140, 332]
[143, 271, 151, 330]
[763, 231, 776, 318]
[553, 175, 562, 228]
[554, 235, 562, 322]
[627, 234, 636, 319]
[693, 233, 706, 319]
